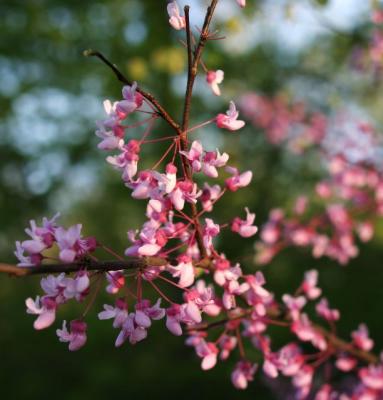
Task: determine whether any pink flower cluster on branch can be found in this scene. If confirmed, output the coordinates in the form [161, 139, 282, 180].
[2, 1, 382, 397]
[240, 93, 383, 266]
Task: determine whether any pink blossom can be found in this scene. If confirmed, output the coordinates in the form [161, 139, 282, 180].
[195, 340, 219, 370]
[180, 140, 203, 172]
[167, 256, 195, 288]
[225, 166, 252, 191]
[275, 343, 305, 377]
[218, 334, 237, 360]
[115, 313, 148, 346]
[152, 163, 178, 194]
[106, 140, 141, 182]
[116, 82, 143, 116]
[105, 270, 125, 294]
[301, 269, 322, 300]
[316, 298, 340, 322]
[203, 218, 220, 249]
[95, 100, 124, 150]
[231, 361, 257, 389]
[291, 314, 327, 350]
[55, 224, 96, 263]
[372, 10, 383, 24]
[206, 70, 224, 96]
[352, 324, 374, 351]
[166, 304, 185, 336]
[216, 101, 245, 131]
[98, 299, 128, 328]
[231, 207, 258, 238]
[62, 271, 90, 301]
[357, 221, 374, 242]
[167, 1, 186, 30]
[26, 296, 57, 330]
[359, 365, 383, 390]
[170, 180, 201, 210]
[335, 354, 357, 372]
[56, 320, 87, 351]
[202, 149, 229, 178]
[236, 0, 246, 8]
[14, 241, 41, 266]
[292, 365, 314, 397]
[201, 183, 222, 212]
[282, 294, 306, 321]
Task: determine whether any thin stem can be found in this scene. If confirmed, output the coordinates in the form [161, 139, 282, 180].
[84, 50, 180, 132]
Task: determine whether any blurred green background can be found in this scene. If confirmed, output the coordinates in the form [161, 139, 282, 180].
[1, 0, 383, 398]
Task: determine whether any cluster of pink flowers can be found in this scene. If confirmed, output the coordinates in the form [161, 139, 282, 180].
[349, 7, 383, 75]
[239, 91, 383, 266]
[10, 1, 383, 397]
[239, 92, 327, 153]
[15, 213, 96, 266]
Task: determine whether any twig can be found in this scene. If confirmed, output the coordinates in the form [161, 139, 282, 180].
[187, 309, 379, 365]
[83, 49, 180, 132]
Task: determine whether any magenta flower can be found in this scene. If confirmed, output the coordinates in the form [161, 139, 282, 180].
[206, 70, 224, 96]
[225, 166, 252, 191]
[203, 218, 220, 249]
[216, 102, 245, 131]
[301, 270, 322, 300]
[168, 256, 195, 288]
[57, 320, 87, 351]
[231, 207, 258, 238]
[352, 324, 374, 351]
[105, 270, 125, 294]
[116, 82, 143, 117]
[195, 340, 219, 370]
[236, 0, 246, 8]
[231, 361, 257, 389]
[26, 296, 57, 330]
[98, 299, 128, 328]
[167, 1, 186, 30]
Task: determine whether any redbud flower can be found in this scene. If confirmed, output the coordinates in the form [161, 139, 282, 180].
[26, 296, 57, 330]
[105, 270, 125, 294]
[231, 361, 257, 390]
[315, 298, 340, 322]
[206, 70, 224, 96]
[98, 299, 128, 328]
[236, 0, 246, 8]
[352, 324, 374, 351]
[225, 166, 252, 191]
[301, 269, 322, 300]
[168, 256, 195, 288]
[116, 82, 143, 116]
[195, 340, 219, 370]
[203, 218, 220, 249]
[167, 1, 186, 30]
[55, 224, 96, 263]
[231, 207, 258, 238]
[216, 101, 245, 131]
[56, 320, 87, 351]
[359, 365, 383, 390]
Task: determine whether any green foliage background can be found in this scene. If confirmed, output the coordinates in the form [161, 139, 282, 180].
[0, 0, 382, 398]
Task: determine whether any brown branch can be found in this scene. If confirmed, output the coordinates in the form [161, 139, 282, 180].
[0, 257, 168, 277]
[83, 49, 180, 132]
[187, 309, 379, 365]
[0, 256, 214, 278]
[177, 2, 219, 259]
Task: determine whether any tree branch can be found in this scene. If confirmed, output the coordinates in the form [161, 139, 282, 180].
[0, 257, 213, 278]
[83, 49, 180, 132]
[177, 1, 219, 259]
[187, 309, 379, 365]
